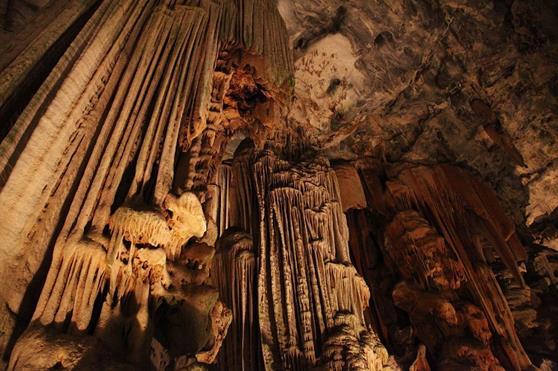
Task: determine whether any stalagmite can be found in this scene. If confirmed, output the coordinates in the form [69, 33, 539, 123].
[213, 228, 259, 370]
[2, 0, 555, 369]
[252, 150, 392, 370]
[320, 314, 396, 371]
[385, 165, 531, 370]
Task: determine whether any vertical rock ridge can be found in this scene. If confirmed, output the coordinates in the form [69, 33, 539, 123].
[252, 150, 392, 370]
[213, 229, 259, 369]
[387, 165, 531, 369]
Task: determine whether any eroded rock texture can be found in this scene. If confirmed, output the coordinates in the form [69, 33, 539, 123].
[280, 0, 558, 247]
[1, 0, 558, 370]
[253, 151, 375, 369]
[209, 142, 394, 370]
[0, 0, 293, 369]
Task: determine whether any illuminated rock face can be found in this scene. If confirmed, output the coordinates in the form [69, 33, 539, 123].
[1, 0, 558, 370]
[252, 151, 376, 369]
[0, 0, 292, 369]
[210, 144, 394, 371]
[346, 163, 558, 370]
[385, 165, 532, 370]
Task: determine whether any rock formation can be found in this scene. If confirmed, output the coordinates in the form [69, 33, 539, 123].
[1, 0, 558, 370]
[0, 0, 292, 369]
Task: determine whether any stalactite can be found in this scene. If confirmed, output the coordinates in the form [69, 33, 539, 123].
[212, 228, 260, 370]
[5, 1, 543, 368]
[36, 234, 107, 331]
[173, 49, 232, 198]
[215, 162, 233, 236]
[0, 1, 155, 321]
[253, 149, 393, 370]
[0, 0, 99, 114]
[325, 263, 371, 327]
[219, 0, 294, 88]
[230, 141, 256, 233]
[0, 0, 294, 328]
[384, 165, 532, 370]
[0, 0, 409, 369]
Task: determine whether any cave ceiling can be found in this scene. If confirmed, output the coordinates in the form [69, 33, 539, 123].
[0, 0, 557, 370]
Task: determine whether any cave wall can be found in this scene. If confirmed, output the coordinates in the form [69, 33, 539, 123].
[280, 0, 558, 246]
[0, 0, 557, 370]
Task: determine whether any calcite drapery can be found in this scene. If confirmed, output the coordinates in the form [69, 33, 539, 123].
[320, 313, 393, 371]
[253, 149, 386, 370]
[209, 140, 260, 370]
[343, 162, 535, 370]
[386, 165, 531, 370]
[3, 0, 553, 369]
[385, 210, 466, 292]
[207, 143, 395, 370]
[1, 0, 293, 368]
[213, 228, 259, 370]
